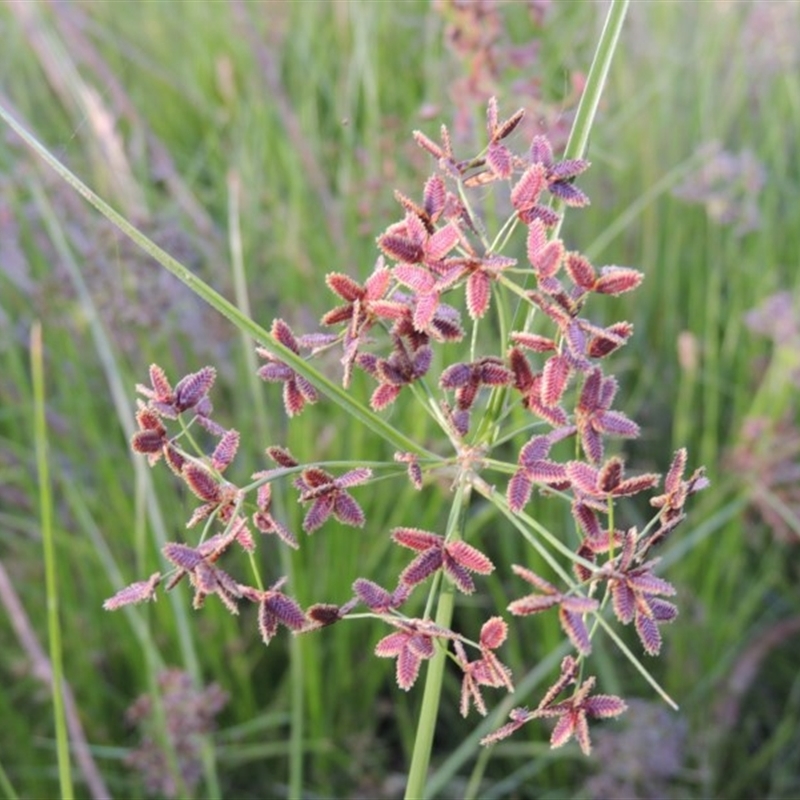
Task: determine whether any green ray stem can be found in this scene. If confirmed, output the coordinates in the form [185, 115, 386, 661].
[404, 477, 471, 800]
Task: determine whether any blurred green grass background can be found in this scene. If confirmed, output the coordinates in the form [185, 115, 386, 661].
[1, 1, 799, 798]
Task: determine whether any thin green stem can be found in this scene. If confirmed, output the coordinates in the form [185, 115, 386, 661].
[592, 614, 677, 710]
[404, 478, 471, 800]
[471, 476, 593, 583]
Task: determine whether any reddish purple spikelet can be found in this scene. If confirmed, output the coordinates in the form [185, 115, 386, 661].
[265, 445, 299, 469]
[103, 572, 161, 610]
[357, 336, 432, 410]
[305, 603, 348, 629]
[486, 98, 525, 144]
[454, 619, 514, 718]
[256, 319, 320, 417]
[534, 675, 626, 755]
[572, 500, 603, 544]
[463, 254, 516, 319]
[130, 402, 182, 471]
[540, 354, 572, 407]
[529, 134, 591, 207]
[251, 479, 298, 549]
[374, 618, 454, 691]
[173, 367, 217, 413]
[162, 536, 243, 615]
[586, 320, 634, 359]
[647, 448, 709, 548]
[440, 357, 512, 416]
[374, 623, 436, 691]
[322, 261, 402, 385]
[596, 530, 678, 655]
[294, 466, 371, 533]
[137, 364, 217, 419]
[393, 527, 494, 594]
[507, 432, 571, 512]
[210, 429, 240, 473]
[480, 706, 535, 745]
[243, 580, 308, 645]
[511, 331, 557, 353]
[412, 125, 459, 176]
[353, 578, 408, 613]
[531, 239, 565, 284]
[511, 162, 549, 221]
[566, 457, 660, 501]
[508, 565, 598, 655]
[394, 451, 423, 489]
[575, 369, 640, 463]
[484, 658, 625, 753]
[181, 463, 241, 528]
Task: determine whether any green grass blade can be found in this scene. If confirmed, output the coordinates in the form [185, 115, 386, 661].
[0, 758, 19, 800]
[0, 101, 435, 461]
[31, 321, 74, 800]
[28, 177, 220, 800]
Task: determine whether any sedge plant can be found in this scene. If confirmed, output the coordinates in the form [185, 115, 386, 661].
[2, 2, 709, 796]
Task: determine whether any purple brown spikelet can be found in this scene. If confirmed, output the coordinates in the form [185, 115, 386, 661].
[374, 620, 449, 691]
[257, 319, 319, 417]
[265, 445, 299, 468]
[507, 565, 598, 656]
[394, 451, 423, 489]
[306, 603, 347, 629]
[211, 429, 240, 472]
[353, 578, 406, 613]
[173, 367, 217, 413]
[103, 573, 161, 610]
[295, 466, 371, 533]
[248, 580, 308, 645]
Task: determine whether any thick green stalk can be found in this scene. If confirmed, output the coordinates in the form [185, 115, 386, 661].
[562, 0, 630, 163]
[404, 479, 471, 799]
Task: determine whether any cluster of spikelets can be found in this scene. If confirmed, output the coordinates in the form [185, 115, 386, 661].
[105, 98, 707, 755]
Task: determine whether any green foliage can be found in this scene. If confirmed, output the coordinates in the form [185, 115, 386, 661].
[1, 1, 799, 798]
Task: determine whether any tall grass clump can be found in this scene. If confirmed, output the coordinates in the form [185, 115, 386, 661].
[3, 1, 798, 798]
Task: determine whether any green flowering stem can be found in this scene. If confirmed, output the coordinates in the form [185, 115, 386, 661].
[404, 478, 471, 800]
[569, 1, 629, 154]
[553, 0, 630, 236]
